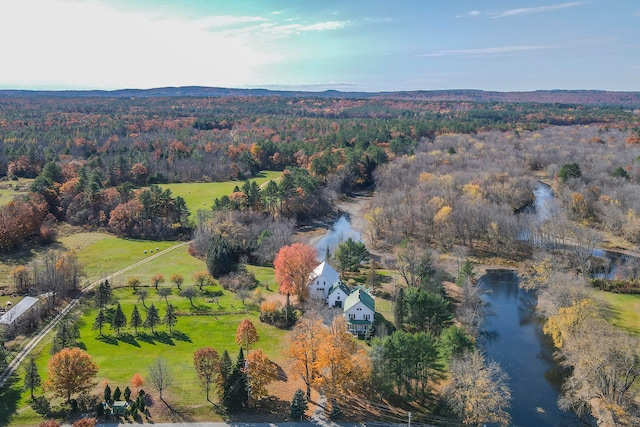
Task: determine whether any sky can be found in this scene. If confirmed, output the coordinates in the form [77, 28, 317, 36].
[0, 0, 638, 92]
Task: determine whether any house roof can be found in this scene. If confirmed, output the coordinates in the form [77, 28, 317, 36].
[0, 296, 39, 325]
[309, 261, 340, 285]
[328, 282, 350, 296]
[344, 288, 375, 312]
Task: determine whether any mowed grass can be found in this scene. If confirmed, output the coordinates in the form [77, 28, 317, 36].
[160, 170, 282, 219]
[594, 290, 640, 334]
[76, 287, 289, 404]
[70, 235, 180, 285]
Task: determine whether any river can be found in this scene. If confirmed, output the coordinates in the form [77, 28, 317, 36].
[479, 270, 586, 427]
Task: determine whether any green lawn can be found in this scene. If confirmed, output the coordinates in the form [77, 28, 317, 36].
[160, 171, 281, 220]
[594, 290, 640, 334]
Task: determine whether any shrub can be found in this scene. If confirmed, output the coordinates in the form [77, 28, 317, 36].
[72, 418, 97, 427]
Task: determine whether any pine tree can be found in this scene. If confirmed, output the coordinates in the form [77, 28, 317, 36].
[163, 304, 177, 332]
[218, 350, 233, 403]
[113, 386, 122, 401]
[95, 280, 113, 309]
[111, 303, 127, 335]
[207, 235, 236, 278]
[290, 388, 307, 420]
[130, 305, 142, 335]
[394, 287, 405, 330]
[144, 304, 161, 333]
[456, 259, 476, 285]
[23, 356, 41, 399]
[104, 384, 112, 403]
[52, 319, 80, 353]
[124, 386, 131, 402]
[224, 348, 248, 410]
[92, 309, 107, 336]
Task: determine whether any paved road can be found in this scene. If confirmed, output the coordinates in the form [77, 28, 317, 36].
[0, 242, 189, 390]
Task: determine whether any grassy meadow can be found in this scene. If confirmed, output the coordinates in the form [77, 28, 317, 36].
[0, 178, 33, 207]
[594, 290, 640, 334]
[160, 170, 281, 219]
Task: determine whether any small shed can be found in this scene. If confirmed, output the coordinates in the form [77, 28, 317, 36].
[0, 296, 39, 325]
[111, 401, 129, 416]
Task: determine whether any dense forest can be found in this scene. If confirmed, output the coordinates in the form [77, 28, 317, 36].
[0, 93, 638, 246]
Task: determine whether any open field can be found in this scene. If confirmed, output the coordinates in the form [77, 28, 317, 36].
[160, 171, 281, 220]
[0, 179, 33, 207]
[594, 290, 640, 334]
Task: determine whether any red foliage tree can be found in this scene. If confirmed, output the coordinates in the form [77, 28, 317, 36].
[273, 243, 317, 302]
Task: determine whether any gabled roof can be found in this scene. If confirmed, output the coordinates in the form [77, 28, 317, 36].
[328, 282, 350, 296]
[344, 288, 375, 312]
[0, 296, 39, 325]
[309, 261, 340, 285]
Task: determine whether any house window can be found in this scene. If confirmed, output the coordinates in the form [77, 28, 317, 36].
[316, 280, 319, 285]
[349, 314, 355, 320]
[364, 314, 370, 320]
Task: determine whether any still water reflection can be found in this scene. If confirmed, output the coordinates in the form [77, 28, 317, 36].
[479, 270, 586, 427]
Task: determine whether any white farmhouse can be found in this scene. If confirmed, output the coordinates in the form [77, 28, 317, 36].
[308, 261, 375, 335]
[343, 288, 375, 336]
[308, 261, 341, 301]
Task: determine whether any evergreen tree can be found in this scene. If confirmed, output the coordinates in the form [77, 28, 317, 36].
[290, 388, 308, 420]
[218, 350, 233, 403]
[110, 303, 127, 335]
[223, 348, 248, 410]
[95, 280, 113, 309]
[113, 386, 122, 401]
[143, 304, 161, 333]
[124, 386, 131, 402]
[207, 235, 236, 278]
[104, 384, 112, 402]
[163, 304, 177, 332]
[130, 305, 142, 335]
[456, 259, 476, 286]
[92, 309, 107, 336]
[394, 287, 405, 330]
[51, 319, 80, 353]
[23, 356, 41, 399]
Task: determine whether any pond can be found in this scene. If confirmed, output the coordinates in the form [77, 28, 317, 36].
[479, 270, 587, 427]
[315, 214, 362, 261]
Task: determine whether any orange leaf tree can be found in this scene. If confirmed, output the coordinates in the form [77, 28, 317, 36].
[246, 349, 278, 402]
[193, 347, 220, 402]
[131, 372, 144, 389]
[313, 316, 371, 402]
[287, 316, 326, 400]
[235, 319, 259, 351]
[44, 348, 99, 402]
[273, 243, 317, 302]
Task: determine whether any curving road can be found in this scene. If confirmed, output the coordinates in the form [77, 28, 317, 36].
[0, 241, 189, 390]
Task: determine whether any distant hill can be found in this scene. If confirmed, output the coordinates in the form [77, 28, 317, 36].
[1, 86, 639, 107]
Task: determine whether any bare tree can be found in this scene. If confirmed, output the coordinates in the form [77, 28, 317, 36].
[559, 317, 640, 424]
[147, 358, 174, 402]
[445, 351, 511, 426]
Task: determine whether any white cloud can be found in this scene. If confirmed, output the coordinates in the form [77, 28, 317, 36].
[492, 2, 586, 18]
[420, 45, 553, 57]
[266, 20, 351, 35]
[0, 0, 278, 89]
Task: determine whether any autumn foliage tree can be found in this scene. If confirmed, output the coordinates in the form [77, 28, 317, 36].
[193, 347, 220, 402]
[288, 316, 325, 399]
[312, 316, 371, 402]
[45, 348, 99, 402]
[235, 319, 259, 351]
[246, 349, 278, 402]
[274, 243, 318, 302]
